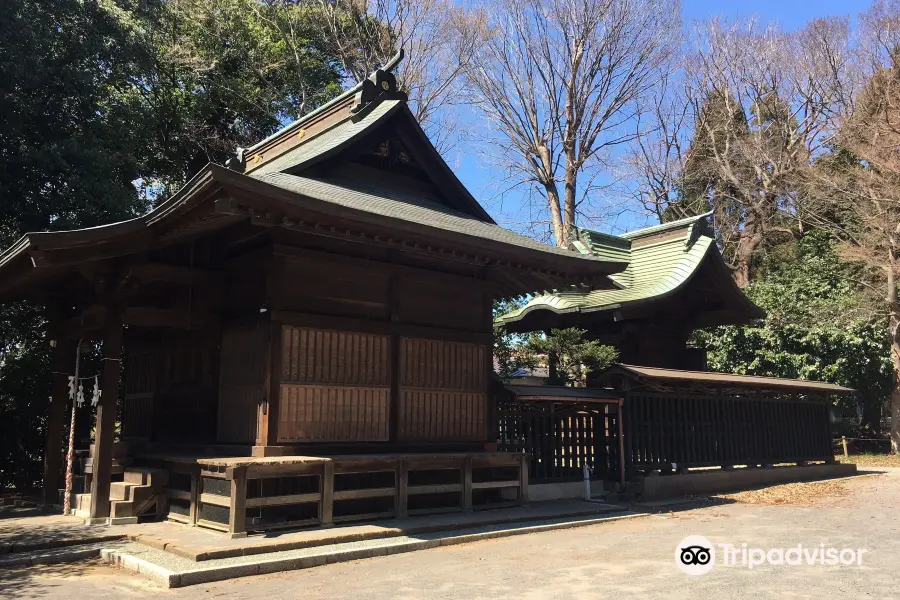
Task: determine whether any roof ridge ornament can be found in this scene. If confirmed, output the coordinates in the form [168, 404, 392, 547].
[350, 49, 408, 122]
[685, 212, 715, 250]
[225, 147, 246, 173]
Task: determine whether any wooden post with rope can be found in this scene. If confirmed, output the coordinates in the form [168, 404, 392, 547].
[62, 338, 82, 515]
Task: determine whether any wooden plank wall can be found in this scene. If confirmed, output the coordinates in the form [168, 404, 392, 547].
[123, 349, 155, 440]
[398, 338, 487, 441]
[156, 335, 219, 443]
[123, 334, 219, 443]
[277, 326, 390, 442]
[271, 258, 390, 320]
[624, 392, 833, 470]
[217, 323, 268, 443]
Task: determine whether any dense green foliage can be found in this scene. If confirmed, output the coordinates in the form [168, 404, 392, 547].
[494, 300, 618, 386]
[492, 299, 535, 380]
[0, 0, 349, 491]
[695, 234, 893, 433]
[525, 328, 619, 386]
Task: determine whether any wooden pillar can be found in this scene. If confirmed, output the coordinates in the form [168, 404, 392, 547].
[518, 453, 529, 503]
[462, 456, 473, 511]
[228, 466, 248, 538]
[43, 339, 73, 505]
[189, 471, 200, 525]
[321, 461, 334, 525]
[89, 305, 123, 522]
[396, 459, 408, 518]
[262, 320, 282, 446]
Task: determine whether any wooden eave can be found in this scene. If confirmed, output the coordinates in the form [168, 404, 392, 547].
[0, 164, 625, 302]
[214, 167, 625, 296]
[0, 168, 234, 301]
[603, 364, 855, 396]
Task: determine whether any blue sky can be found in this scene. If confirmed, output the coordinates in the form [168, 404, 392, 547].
[451, 0, 867, 240]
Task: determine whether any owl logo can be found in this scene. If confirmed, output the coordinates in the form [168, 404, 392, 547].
[675, 535, 716, 575]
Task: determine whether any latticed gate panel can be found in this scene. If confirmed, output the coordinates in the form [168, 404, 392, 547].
[498, 399, 621, 483]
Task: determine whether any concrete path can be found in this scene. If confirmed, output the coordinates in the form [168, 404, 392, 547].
[1, 499, 622, 561]
[2, 468, 898, 599]
[0, 510, 132, 554]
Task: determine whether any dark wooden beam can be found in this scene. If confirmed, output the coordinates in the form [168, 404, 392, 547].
[43, 338, 74, 505]
[271, 310, 493, 345]
[273, 244, 493, 291]
[89, 302, 123, 522]
[120, 262, 223, 289]
[63, 305, 218, 333]
[122, 307, 218, 330]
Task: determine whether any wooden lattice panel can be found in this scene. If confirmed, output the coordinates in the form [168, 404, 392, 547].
[397, 337, 488, 441]
[281, 326, 390, 386]
[278, 326, 390, 442]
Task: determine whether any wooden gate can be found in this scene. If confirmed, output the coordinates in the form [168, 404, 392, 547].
[498, 398, 622, 483]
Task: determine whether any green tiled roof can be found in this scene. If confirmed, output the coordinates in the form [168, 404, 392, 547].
[496, 212, 760, 325]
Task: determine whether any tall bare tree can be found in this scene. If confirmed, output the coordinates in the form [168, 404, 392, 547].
[813, 2, 900, 453]
[627, 17, 853, 287]
[305, 0, 483, 149]
[625, 69, 695, 222]
[464, 0, 679, 247]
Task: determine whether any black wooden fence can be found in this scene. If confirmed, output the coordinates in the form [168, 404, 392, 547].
[498, 399, 622, 483]
[624, 392, 833, 471]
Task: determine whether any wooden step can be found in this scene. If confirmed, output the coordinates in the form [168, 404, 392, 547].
[74, 493, 91, 512]
[123, 467, 168, 487]
[110, 481, 133, 501]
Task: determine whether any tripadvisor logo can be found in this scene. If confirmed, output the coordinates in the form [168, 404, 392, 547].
[676, 535, 715, 575]
[675, 536, 868, 575]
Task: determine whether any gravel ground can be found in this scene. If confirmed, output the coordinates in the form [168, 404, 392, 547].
[4, 468, 899, 600]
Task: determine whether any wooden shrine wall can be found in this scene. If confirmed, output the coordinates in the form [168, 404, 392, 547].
[122, 333, 219, 443]
[277, 326, 391, 442]
[123, 347, 156, 440]
[216, 322, 268, 443]
[267, 242, 492, 446]
[397, 337, 487, 441]
[275, 327, 489, 443]
[269, 252, 391, 320]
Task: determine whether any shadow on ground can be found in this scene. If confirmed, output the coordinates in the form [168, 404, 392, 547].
[0, 559, 102, 599]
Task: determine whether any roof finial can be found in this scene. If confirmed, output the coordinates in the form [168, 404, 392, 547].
[225, 147, 246, 173]
[350, 48, 408, 121]
[383, 48, 405, 73]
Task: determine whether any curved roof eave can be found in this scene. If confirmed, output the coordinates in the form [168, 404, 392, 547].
[496, 241, 765, 326]
[0, 166, 219, 277]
